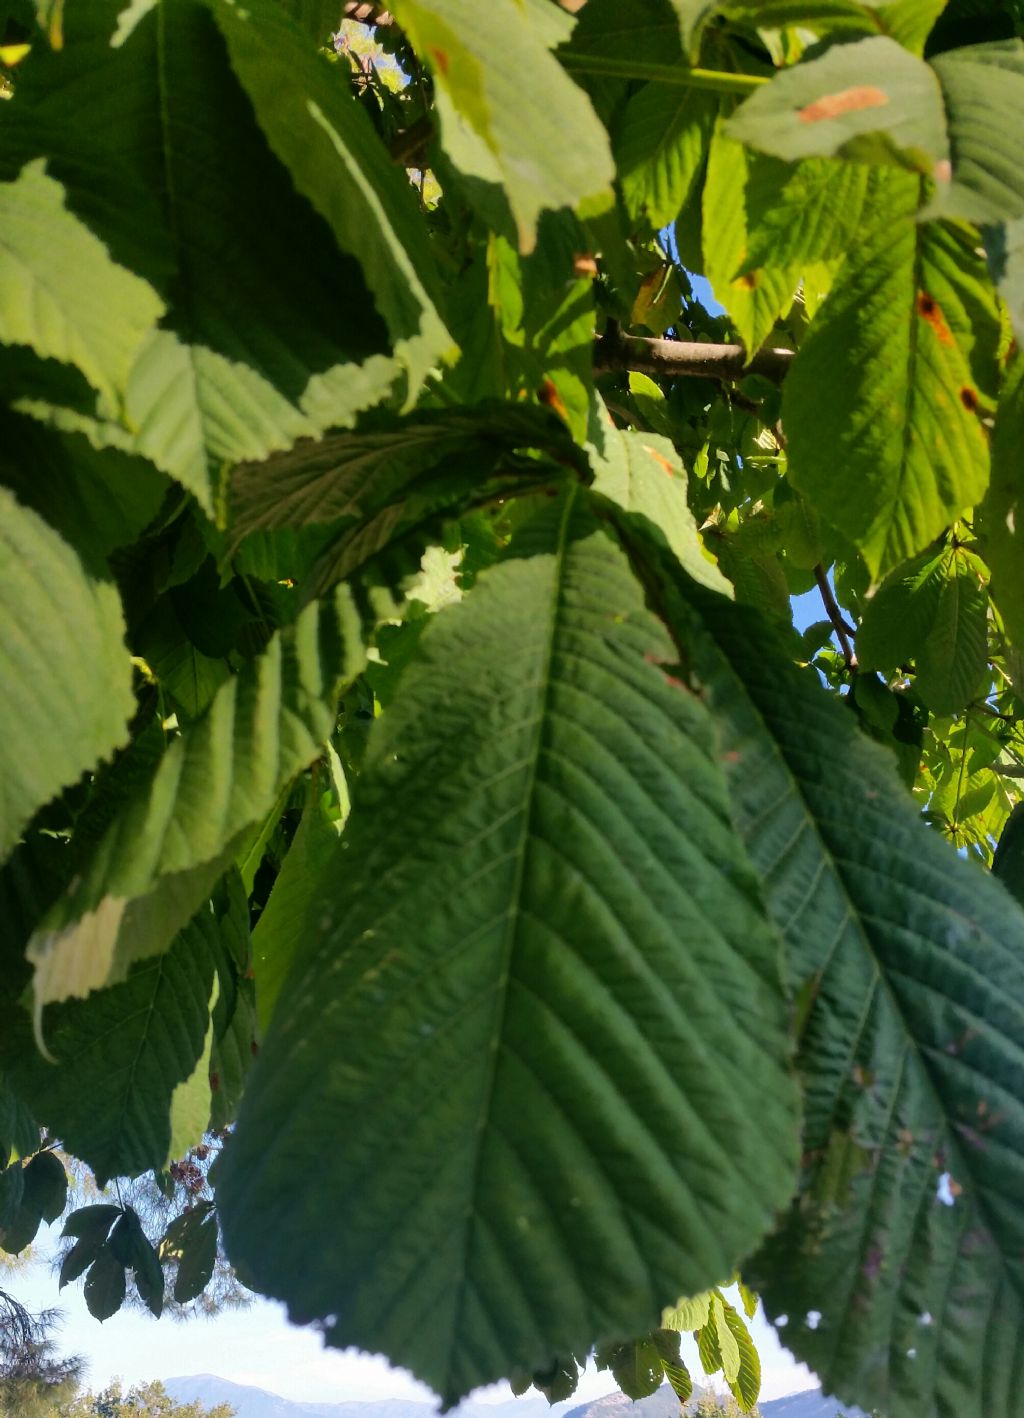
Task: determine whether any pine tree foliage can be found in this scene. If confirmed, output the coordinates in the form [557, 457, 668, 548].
[2, 3, 1024, 1417]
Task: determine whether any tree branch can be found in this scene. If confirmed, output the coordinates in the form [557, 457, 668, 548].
[814, 564, 858, 669]
[594, 328, 795, 384]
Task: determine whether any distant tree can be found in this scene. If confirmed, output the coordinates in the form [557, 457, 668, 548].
[693, 1395, 759, 1418]
[0, 1291, 81, 1418]
[59, 1378, 234, 1418]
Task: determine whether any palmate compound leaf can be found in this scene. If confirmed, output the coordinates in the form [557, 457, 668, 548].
[218, 488, 800, 1405]
[0, 488, 134, 863]
[25, 587, 368, 1014]
[782, 180, 999, 579]
[388, 0, 615, 252]
[0, 0, 448, 510]
[609, 514, 1024, 1418]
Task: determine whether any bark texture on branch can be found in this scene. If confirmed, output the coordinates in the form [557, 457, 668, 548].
[342, 3, 394, 24]
[595, 329, 795, 384]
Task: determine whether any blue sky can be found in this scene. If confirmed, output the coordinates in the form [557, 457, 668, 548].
[8, 1223, 814, 1405]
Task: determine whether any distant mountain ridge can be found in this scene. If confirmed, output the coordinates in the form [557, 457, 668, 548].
[164, 1375, 865, 1418]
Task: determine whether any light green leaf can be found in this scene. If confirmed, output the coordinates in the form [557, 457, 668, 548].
[26, 587, 367, 1011]
[980, 355, 1024, 653]
[588, 403, 731, 595]
[219, 490, 799, 1405]
[167, 976, 218, 1171]
[741, 159, 908, 274]
[653, 1328, 692, 1402]
[0, 489, 134, 863]
[783, 192, 998, 578]
[712, 1293, 741, 1383]
[662, 1289, 713, 1331]
[703, 123, 801, 353]
[720, 1298, 761, 1411]
[737, 1279, 758, 1319]
[622, 529, 1024, 1418]
[727, 35, 948, 174]
[0, 161, 163, 410]
[616, 82, 717, 228]
[389, 0, 615, 251]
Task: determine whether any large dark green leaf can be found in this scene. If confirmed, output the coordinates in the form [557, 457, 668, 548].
[219, 490, 799, 1405]
[783, 190, 998, 578]
[0, 488, 134, 862]
[0, 0, 443, 507]
[617, 521, 1024, 1418]
[25, 587, 367, 1011]
[4, 908, 223, 1184]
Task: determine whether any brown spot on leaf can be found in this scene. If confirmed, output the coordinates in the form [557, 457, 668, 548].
[428, 44, 449, 76]
[251, 1040, 260, 1057]
[799, 86, 889, 123]
[573, 252, 598, 279]
[642, 443, 676, 478]
[209, 1072, 220, 1092]
[538, 378, 569, 423]
[934, 159, 952, 183]
[960, 386, 979, 412]
[917, 291, 954, 346]
[737, 271, 759, 290]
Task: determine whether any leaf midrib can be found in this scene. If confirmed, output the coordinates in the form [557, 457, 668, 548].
[443, 485, 578, 1395]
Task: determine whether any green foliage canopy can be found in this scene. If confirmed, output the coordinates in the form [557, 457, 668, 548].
[2, 3, 1024, 1418]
